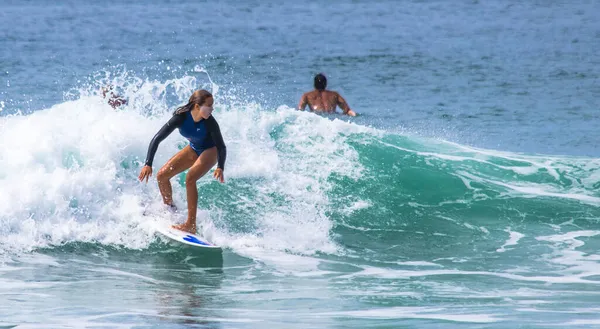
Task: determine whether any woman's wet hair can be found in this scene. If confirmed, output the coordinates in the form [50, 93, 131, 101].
[314, 73, 327, 91]
[174, 89, 213, 115]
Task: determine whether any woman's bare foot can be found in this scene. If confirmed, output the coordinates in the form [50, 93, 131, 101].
[172, 222, 196, 234]
[166, 203, 177, 213]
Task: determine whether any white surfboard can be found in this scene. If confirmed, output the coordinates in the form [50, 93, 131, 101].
[155, 224, 220, 249]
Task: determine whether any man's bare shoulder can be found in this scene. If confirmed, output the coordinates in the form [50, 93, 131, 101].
[306, 90, 338, 97]
[323, 90, 341, 100]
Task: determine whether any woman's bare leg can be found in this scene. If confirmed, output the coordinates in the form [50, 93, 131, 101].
[156, 146, 198, 207]
[173, 146, 217, 233]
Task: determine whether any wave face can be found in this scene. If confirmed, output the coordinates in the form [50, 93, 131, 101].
[1, 73, 599, 267]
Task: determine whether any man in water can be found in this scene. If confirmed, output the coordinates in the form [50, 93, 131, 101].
[297, 73, 357, 116]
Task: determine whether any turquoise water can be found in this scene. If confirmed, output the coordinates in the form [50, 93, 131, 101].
[2, 1, 600, 328]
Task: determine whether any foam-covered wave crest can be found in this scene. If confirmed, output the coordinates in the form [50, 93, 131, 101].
[2, 71, 600, 275]
[0, 74, 379, 265]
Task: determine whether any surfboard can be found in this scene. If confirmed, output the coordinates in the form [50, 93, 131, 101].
[155, 224, 221, 249]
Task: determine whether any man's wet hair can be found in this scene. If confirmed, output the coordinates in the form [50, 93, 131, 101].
[314, 73, 327, 91]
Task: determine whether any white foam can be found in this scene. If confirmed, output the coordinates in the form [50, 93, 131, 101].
[87, 267, 164, 284]
[344, 265, 600, 284]
[341, 200, 372, 215]
[497, 227, 525, 253]
[0, 75, 381, 272]
[534, 230, 600, 282]
[396, 261, 443, 267]
[497, 182, 600, 204]
[379, 139, 546, 177]
[456, 170, 600, 205]
[321, 307, 499, 323]
[0, 98, 162, 253]
[558, 319, 600, 326]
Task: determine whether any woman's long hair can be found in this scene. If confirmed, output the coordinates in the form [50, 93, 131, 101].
[174, 89, 213, 115]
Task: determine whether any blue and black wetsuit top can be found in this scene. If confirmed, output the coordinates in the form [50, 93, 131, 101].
[144, 111, 227, 170]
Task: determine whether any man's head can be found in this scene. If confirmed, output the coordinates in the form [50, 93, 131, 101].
[314, 73, 327, 91]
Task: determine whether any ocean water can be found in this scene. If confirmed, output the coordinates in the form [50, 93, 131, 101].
[1, 0, 600, 328]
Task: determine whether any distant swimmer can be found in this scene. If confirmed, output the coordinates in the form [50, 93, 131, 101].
[101, 86, 128, 109]
[297, 73, 357, 116]
[138, 89, 227, 234]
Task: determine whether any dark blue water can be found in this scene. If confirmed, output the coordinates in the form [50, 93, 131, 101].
[3, 0, 600, 155]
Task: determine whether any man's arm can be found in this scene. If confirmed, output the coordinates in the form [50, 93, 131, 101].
[297, 93, 308, 111]
[335, 93, 357, 116]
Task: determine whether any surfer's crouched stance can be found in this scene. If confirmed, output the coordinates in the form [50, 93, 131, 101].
[138, 89, 226, 234]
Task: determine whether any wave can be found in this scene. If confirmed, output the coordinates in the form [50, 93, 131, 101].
[1, 72, 599, 268]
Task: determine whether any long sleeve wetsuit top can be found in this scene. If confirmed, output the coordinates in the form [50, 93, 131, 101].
[144, 112, 227, 170]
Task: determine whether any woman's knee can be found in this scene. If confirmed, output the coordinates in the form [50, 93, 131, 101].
[185, 175, 198, 187]
[185, 172, 199, 186]
[156, 167, 172, 183]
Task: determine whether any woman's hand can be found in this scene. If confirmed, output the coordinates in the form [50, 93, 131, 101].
[213, 168, 224, 183]
[138, 165, 153, 183]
